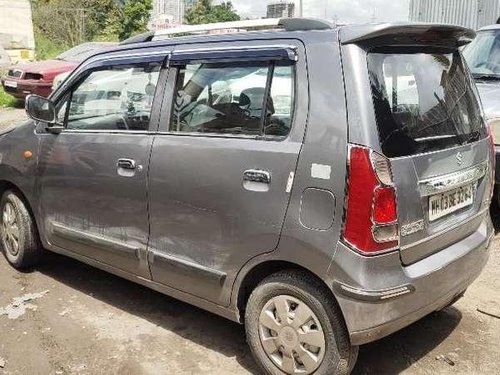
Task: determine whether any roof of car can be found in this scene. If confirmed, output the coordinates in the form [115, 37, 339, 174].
[89, 19, 476, 58]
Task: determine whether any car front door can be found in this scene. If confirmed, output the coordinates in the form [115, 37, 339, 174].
[37, 53, 166, 277]
[148, 41, 308, 305]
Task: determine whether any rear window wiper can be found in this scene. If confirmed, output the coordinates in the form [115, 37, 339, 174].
[414, 135, 456, 142]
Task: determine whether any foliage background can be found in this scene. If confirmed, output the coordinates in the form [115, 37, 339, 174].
[30, 0, 241, 59]
[185, 0, 240, 24]
[30, 0, 153, 59]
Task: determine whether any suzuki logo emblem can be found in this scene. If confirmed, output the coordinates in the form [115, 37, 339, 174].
[456, 152, 464, 166]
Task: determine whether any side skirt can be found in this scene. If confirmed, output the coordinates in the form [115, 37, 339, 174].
[45, 245, 241, 323]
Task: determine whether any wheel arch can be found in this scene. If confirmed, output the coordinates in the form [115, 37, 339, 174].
[234, 259, 340, 323]
[0, 179, 41, 237]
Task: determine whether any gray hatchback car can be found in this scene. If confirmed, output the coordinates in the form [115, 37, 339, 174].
[0, 19, 494, 375]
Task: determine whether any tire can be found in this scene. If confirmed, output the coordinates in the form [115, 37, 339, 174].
[245, 270, 358, 375]
[0, 190, 41, 268]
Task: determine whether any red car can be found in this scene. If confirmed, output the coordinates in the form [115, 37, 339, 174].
[1, 42, 116, 100]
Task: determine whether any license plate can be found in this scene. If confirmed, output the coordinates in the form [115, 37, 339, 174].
[3, 80, 17, 89]
[429, 183, 476, 221]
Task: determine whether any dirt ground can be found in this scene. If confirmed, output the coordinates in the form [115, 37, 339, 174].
[0, 108, 27, 130]
[0, 108, 499, 375]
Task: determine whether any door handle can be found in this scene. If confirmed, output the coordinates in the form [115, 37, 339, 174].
[243, 169, 271, 184]
[117, 158, 137, 170]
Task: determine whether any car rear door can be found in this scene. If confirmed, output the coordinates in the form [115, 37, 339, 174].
[147, 40, 307, 305]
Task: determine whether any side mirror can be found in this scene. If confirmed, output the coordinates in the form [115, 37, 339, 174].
[25, 94, 56, 124]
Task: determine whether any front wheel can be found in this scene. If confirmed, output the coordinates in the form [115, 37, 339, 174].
[245, 270, 358, 375]
[0, 190, 41, 268]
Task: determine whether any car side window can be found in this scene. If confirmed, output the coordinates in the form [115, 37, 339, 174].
[169, 60, 295, 138]
[64, 62, 161, 131]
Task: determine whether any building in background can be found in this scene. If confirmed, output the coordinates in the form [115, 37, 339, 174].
[0, 0, 35, 63]
[151, 13, 178, 30]
[184, 0, 196, 12]
[155, 0, 184, 24]
[267, 1, 295, 19]
[409, 0, 500, 30]
[151, 0, 188, 29]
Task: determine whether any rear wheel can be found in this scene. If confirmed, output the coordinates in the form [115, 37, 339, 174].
[0, 190, 41, 268]
[245, 270, 357, 375]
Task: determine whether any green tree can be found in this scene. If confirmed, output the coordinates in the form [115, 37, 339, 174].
[31, 0, 152, 50]
[185, 0, 240, 25]
[211, 2, 240, 23]
[117, 0, 153, 40]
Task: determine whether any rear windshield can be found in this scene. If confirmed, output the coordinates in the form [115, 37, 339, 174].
[367, 48, 485, 158]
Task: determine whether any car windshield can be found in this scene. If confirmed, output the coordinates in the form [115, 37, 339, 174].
[463, 30, 500, 80]
[56, 43, 114, 63]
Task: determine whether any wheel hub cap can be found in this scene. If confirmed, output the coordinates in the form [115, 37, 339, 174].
[258, 295, 326, 375]
[280, 326, 298, 348]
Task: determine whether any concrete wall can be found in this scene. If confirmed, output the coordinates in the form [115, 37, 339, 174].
[0, 0, 35, 56]
[409, 0, 500, 30]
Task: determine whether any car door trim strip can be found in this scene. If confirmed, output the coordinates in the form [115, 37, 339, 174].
[52, 222, 140, 259]
[149, 250, 227, 286]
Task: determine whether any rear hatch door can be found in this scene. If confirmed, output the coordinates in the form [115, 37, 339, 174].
[343, 25, 491, 264]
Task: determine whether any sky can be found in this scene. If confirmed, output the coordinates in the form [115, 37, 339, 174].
[222, 0, 411, 23]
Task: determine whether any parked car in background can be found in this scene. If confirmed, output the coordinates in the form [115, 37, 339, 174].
[463, 24, 500, 206]
[0, 19, 494, 375]
[0, 45, 11, 71]
[1, 42, 116, 100]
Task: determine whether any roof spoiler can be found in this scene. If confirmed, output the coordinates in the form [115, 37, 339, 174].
[340, 23, 476, 47]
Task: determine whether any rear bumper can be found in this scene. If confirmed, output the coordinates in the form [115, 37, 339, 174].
[332, 211, 492, 345]
[1, 78, 52, 99]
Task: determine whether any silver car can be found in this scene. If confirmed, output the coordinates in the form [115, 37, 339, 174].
[0, 19, 494, 375]
[463, 24, 500, 207]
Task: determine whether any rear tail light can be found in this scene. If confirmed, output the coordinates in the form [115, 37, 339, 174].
[343, 145, 399, 254]
[372, 187, 397, 224]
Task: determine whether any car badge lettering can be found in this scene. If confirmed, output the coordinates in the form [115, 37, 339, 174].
[401, 219, 425, 237]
